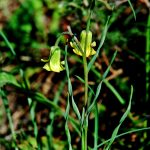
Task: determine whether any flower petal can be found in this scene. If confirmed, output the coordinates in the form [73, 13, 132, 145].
[41, 46, 65, 72]
[70, 30, 96, 57]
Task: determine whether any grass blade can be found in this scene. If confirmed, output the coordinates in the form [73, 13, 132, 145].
[127, 0, 136, 20]
[31, 92, 63, 113]
[104, 85, 133, 150]
[0, 89, 18, 150]
[28, 98, 40, 150]
[97, 127, 150, 148]
[0, 30, 16, 56]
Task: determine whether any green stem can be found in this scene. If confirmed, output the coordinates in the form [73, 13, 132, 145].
[82, 9, 93, 150]
[82, 125, 88, 150]
[82, 54, 88, 150]
[83, 55, 88, 107]
[82, 23, 90, 149]
[83, 9, 91, 108]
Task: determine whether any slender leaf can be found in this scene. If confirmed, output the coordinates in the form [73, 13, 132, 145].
[102, 51, 117, 79]
[94, 104, 99, 150]
[65, 122, 73, 150]
[71, 96, 81, 121]
[0, 89, 18, 150]
[88, 16, 110, 72]
[75, 75, 95, 95]
[104, 80, 125, 104]
[104, 85, 133, 150]
[28, 98, 40, 150]
[127, 0, 136, 20]
[65, 95, 73, 150]
[97, 127, 150, 148]
[87, 81, 103, 114]
[88, 51, 118, 113]
[65, 45, 81, 120]
[32, 92, 63, 113]
[65, 94, 70, 120]
[81, 107, 85, 126]
[69, 117, 80, 136]
[0, 30, 16, 56]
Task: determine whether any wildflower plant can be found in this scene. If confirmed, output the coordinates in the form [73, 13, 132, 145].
[1, 0, 145, 150]
[40, 1, 134, 149]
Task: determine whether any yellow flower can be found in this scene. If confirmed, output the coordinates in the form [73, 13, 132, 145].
[41, 46, 65, 72]
[70, 30, 96, 57]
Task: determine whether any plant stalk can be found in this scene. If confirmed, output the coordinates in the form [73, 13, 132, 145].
[82, 59, 88, 150]
[82, 29, 89, 150]
[83, 55, 88, 107]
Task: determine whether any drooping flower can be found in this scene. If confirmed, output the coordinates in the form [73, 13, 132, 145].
[41, 46, 65, 72]
[70, 30, 96, 57]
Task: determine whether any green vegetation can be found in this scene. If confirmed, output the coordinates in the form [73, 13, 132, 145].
[0, 0, 150, 149]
